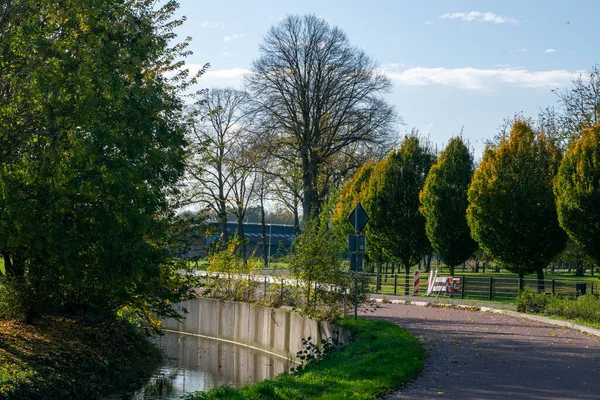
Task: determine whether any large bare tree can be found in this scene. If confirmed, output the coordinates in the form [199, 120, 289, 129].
[246, 14, 397, 222]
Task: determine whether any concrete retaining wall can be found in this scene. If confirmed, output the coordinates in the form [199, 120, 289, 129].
[163, 298, 348, 360]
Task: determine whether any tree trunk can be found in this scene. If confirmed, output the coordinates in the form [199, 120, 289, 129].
[518, 272, 524, 291]
[301, 153, 321, 223]
[219, 208, 228, 244]
[260, 198, 268, 267]
[5, 250, 25, 279]
[404, 263, 410, 295]
[293, 207, 300, 236]
[449, 264, 455, 276]
[2, 252, 12, 277]
[425, 254, 431, 273]
[536, 269, 545, 293]
[574, 260, 584, 277]
[236, 214, 246, 262]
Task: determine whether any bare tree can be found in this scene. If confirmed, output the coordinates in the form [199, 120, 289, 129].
[254, 168, 273, 266]
[227, 144, 257, 259]
[246, 14, 397, 222]
[186, 88, 252, 242]
[270, 159, 303, 234]
[554, 64, 600, 139]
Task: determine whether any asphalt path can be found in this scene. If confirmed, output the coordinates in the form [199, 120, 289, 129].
[364, 304, 600, 400]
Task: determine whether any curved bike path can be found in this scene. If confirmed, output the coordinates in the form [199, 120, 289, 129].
[364, 304, 600, 400]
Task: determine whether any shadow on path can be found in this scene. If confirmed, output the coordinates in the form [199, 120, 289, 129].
[364, 304, 600, 400]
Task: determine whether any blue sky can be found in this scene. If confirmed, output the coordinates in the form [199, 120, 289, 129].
[173, 0, 599, 158]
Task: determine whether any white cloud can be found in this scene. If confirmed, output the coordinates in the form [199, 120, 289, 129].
[183, 66, 250, 89]
[381, 65, 579, 90]
[517, 48, 527, 53]
[425, 21, 436, 25]
[223, 33, 246, 42]
[544, 48, 556, 53]
[203, 67, 250, 79]
[198, 20, 223, 28]
[440, 11, 518, 24]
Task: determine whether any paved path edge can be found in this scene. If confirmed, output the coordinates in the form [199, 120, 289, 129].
[373, 298, 600, 338]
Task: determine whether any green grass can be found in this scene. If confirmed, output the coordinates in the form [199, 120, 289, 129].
[187, 318, 426, 400]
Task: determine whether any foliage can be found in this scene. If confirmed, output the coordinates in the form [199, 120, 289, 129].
[554, 124, 600, 267]
[203, 238, 262, 302]
[186, 318, 425, 400]
[332, 161, 375, 239]
[289, 336, 338, 374]
[546, 294, 600, 324]
[516, 289, 548, 313]
[332, 161, 380, 263]
[420, 137, 477, 275]
[517, 290, 600, 326]
[467, 121, 567, 279]
[0, 0, 199, 323]
[247, 14, 397, 222]
[365, 134, 436, 275]
[290, 216, 347, 319]
[0, 315, 161, 399]
[553, 64, 600, 143]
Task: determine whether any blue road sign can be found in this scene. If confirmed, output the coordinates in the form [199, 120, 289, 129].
[348, 203, 369, 233]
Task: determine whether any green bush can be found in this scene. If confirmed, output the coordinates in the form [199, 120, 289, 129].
[516, 289, 548, 313]
[546, 294, 600, 324]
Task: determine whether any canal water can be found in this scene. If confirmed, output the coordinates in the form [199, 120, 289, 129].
[113, 331, 291, 399]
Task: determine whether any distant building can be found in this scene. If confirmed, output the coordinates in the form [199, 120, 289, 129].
[184, 222, 296, 259]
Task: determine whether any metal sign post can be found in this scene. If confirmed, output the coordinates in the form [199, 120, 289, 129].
[348, 202, 369, 320]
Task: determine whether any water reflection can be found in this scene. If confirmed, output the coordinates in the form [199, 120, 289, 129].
[120, 332, 291, 399]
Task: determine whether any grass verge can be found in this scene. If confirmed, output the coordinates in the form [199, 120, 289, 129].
[0, 315, 161, 399]
[187, 318, 425, 400]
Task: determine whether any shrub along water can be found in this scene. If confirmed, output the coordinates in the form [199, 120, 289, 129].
[0, 315, 161, 399]
[187, 318, 426, 400]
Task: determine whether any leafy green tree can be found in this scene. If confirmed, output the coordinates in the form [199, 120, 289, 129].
[420, 137, 477, 275]
[291, 199, 347, 319]
[0, 0, 200, 323]
[332, 161, 374, 238]
[467, 121, 567, 285]
[365, 135, 435, 292]
[554, 124, 600, 267]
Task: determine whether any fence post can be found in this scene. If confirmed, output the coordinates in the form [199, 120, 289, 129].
[461, 276, 465, 299]
[376, 268, 380, 293]
[263, 277, 267, 299]
[488, 277, 493, 301]
[551, 279, 555, 295]
[518, 277, 523, 291]
[394, 274, 397, 296]
[314, 281, 318, 308]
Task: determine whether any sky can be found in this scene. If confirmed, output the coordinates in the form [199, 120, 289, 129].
[171, 0, 600, 158]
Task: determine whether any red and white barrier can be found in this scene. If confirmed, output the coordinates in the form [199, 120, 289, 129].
[413, 269, 420, 295]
